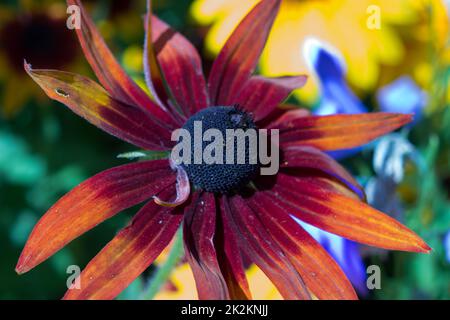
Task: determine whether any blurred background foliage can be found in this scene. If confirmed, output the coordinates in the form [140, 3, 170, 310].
[0, 0, 448, 299]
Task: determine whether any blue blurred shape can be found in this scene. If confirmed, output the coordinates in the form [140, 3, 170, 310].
[444, 231, 450, 263]
[303, 37, 366, 116]
[377, 76, 427, 124]
[293, 217, 368, 295]
[303, 37, 366, 159]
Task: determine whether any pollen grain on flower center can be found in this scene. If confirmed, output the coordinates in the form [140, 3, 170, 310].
[178, 106, 260, 193]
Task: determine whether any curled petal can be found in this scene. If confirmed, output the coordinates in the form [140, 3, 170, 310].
[272, 174, 431, 253]
[63, 194, 183, 300]
[153, 164, 190, 207]
[16, 160, 175, 274]
[66, 0, 177, 127]
[208, 0, 281, 105]
[25, 63, 173, 150]
[183, 192, 229, 300]
[225, 195, 311, 300]
[249, 193, 357, 300]
[236, 75, 307, 122]
[278, 113, 413, 151]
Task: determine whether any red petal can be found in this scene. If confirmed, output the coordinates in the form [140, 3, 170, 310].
[25, 64, 173, 150]
[266, 108, 311, 128]
[249, 193, 357, 300]
[272, 174, 431, 253]
[16, 160, 175, 274]
[277, 113, 413, 151]
[236, 75, 307, 122]
[66, 0, 177, 127]
[183, 192, 229, 300]
[216, 196, 252, 299]
[208, 0, 281, 105]
[144, 1, 181, 121]
[225, 195, 311, 300]
[149, 13, 209, 116]
[282, 146, 365, 199]
[63, 196, 183, 300]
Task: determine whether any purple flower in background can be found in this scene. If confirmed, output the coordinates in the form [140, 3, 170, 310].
[303, 38, 427, 158]
[303, 37, 366, 116]
[303, 38, 367, 159]
[294, 217, 368, 295]
[377, 76, 427, 125]
[444, 231, 450, 263]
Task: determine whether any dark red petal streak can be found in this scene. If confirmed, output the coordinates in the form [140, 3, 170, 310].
[225, 195, 311, 300]
[16, 160, 175, 274]
[216, 196, 252, 299]
[150, 14, 209, 116]
[208, 0, 281, 105]
[236, 75, 307, 122]
[66, 0, 176, 127]
[183, 192, 229, 300]
[276, 113, 413, 151]
[267, 108, 311, 128]
[63, 196, 183, 300]
[25, 65, 173, 150]
[249, 193, 357, 300]
[282, 146, 364, 199]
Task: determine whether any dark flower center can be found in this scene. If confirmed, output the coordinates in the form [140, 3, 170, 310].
[179, 106, 260, 193]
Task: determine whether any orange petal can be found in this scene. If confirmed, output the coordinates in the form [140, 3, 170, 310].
[250, 193, 357, 300]
[25, 63, 173, 150]
[278, 113, 413, 151]
[16, 160, 175, 274]
[63, 196, 183, 300]
[273, 174, 431, 253]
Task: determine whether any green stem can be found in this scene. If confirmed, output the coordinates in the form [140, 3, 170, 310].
[140, 227, 184, 300]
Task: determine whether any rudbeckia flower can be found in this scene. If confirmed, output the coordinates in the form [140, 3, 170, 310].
[17, 0, 430, 300]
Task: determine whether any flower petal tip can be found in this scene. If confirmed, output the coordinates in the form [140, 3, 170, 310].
[15, 259, 31, 275]
[23, 60, 33, 74]
[417, 242, 432, 254]
[15, 267, 24, 275]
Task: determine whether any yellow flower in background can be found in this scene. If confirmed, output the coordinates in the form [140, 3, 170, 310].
[155, 263, 283, 300]
[191, 0, 449, 105]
